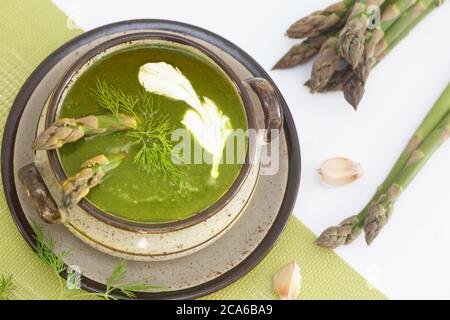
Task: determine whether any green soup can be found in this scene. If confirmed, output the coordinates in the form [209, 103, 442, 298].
[58, 44, 248, 223]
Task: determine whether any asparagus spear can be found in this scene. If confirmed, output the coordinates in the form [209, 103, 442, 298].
[343, 0, 437, 109]
[277, 1, 352, 73]
[315, 0, 435, 96]
[365, 109, 450, 244]
[316, 83, 450, 249]
[376, 0, 443, 60]
[32, 114, 137, 150]
[314, 215, 363, 249]
[339, 2, 371, 68]
[286, 0, 355, 39]
[274, 0, 393, 69]
[305, 68, 353, 93]
[309, 37, 342, 92]
[343, 0, 421, 108]
[62, 153, 126, 208]
[308, 0, 389, 92]
[273, 34, 330, 69]
[339, 0, 386, 68]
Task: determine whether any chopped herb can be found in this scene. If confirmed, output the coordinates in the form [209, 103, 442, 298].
[30, 221, 161, 300]
[98, 260, 162, 300]
[0, 274, 14, 300]
[32, 221, 68, 275]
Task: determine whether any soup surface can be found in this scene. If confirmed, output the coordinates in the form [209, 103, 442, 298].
[58, 44, 248, 223]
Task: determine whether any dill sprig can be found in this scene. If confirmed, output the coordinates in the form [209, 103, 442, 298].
[98, 260, 161, 300]
[90, 79, 138, 118]
[32, 221, 68, 275]
[30, 221, 160, 300]
[0, 274, 14, 300]
[90, 79, 192, 192]
[128, 91, 187, 186]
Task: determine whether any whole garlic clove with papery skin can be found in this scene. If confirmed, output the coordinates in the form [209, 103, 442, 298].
[273, 261, 301, 300]
[317, 157, 363, 187]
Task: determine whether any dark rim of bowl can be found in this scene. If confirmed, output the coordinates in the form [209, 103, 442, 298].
[45, 32, 257, 233]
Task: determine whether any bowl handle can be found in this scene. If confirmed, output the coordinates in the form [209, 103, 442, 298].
[18, 164, 62, 224]
[245, 77, 284, 143]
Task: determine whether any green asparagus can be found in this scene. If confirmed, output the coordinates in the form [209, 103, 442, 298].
[273, 34, 330, 69]
[62, 153, 126, 208]
[344, 0, 439, 108]
[365, 110, 450, 244]
[309, 37, 341, 92]
[317, 83, 450, 249]
[286, 0, 355, 39]
[309, 0, 400, 93]
[315, 0, 437, 96]
[32, 114, 137, 150]
[339, 0, 386, 68]
[274, 0, 443, 109]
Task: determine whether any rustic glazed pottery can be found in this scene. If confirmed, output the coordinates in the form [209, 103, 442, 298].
[2, 20, 299, 298]
[20, 32, 284, 261]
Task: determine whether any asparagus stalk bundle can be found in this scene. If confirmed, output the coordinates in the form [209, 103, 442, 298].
[32, 114, 137, 150]
[62, 153, 126, 208]
[343, 0, 438, 106]
[308, 0, 416, 94]
[309, 0, 434, 93]
[274, 0, 443, 109]
[316, 83, 450, 249]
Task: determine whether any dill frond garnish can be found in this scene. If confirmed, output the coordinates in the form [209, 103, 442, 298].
[127, 107, 188, 190]
[139, 87, 160, 116]
[90, 79, 138, 118]
[99, 260, 161, 300]
[32, 221, 68, 275]
[90, 80, 193, 192]
[30, 221, 161, 300]
[132, 91, 196, 193]
[0, 274, 14, 300]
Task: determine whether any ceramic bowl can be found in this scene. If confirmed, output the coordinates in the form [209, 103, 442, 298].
[19, 32, 284, 261]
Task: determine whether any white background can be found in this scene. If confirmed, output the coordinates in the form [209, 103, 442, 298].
[53, 0, 450, 299]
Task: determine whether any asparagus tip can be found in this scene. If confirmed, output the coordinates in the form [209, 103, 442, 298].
[364, 204, 390, 245]
[272, 60, 288, 70]
[316, 215, 361, 250]
[343, 75, 365, 110]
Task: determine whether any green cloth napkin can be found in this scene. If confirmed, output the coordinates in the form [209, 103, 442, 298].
[0, 0, 385, 300]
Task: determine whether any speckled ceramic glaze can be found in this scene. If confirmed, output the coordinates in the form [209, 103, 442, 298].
[26, 33, 283, 261]
[4, 20, 299, 299]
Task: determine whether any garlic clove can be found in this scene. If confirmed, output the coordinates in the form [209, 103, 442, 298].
[273, 261, 301, 300]
[317, 157, 363, 186]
